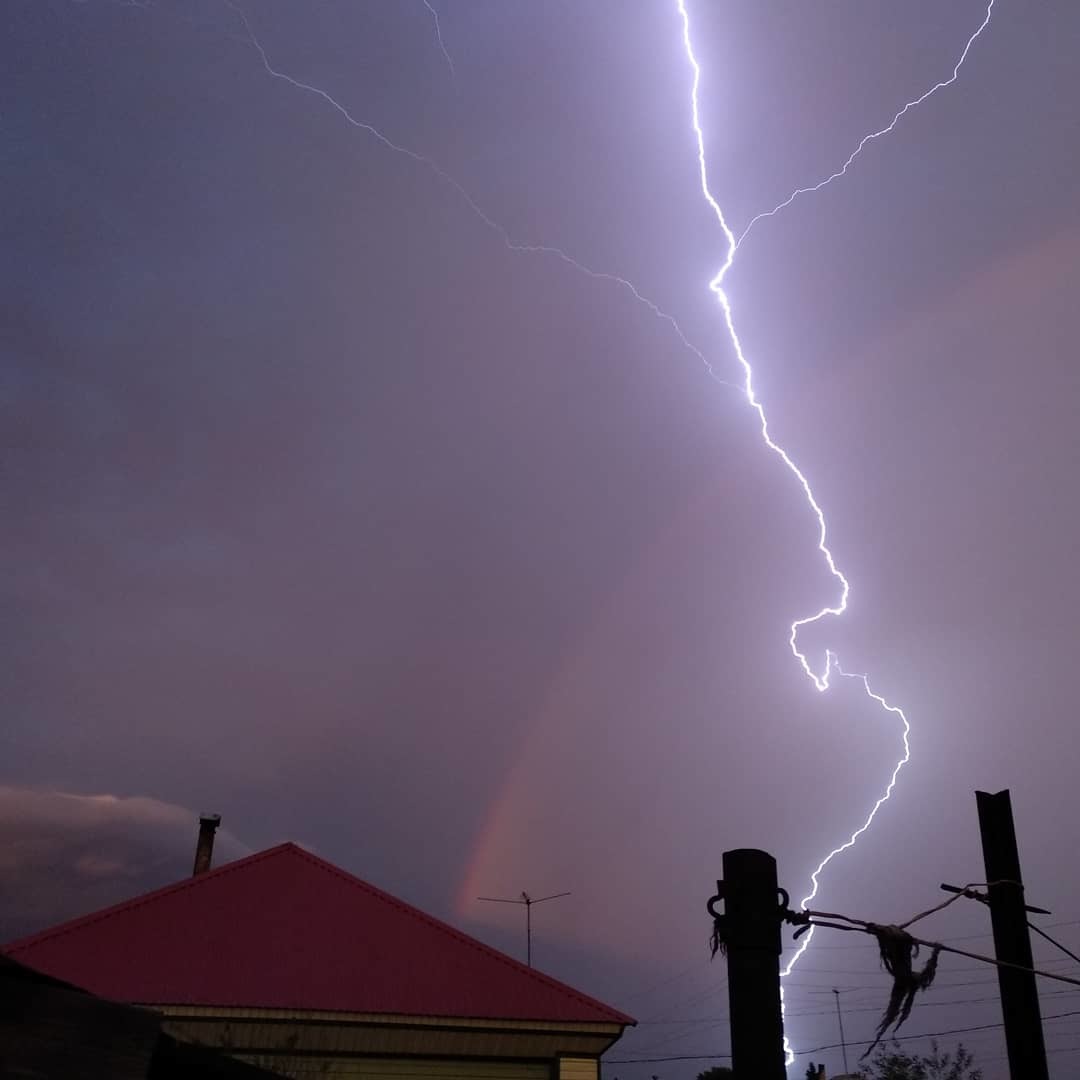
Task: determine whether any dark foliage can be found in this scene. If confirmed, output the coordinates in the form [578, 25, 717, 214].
[855, 1040, 982, 1080]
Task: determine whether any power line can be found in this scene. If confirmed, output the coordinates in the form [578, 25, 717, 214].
[612, 909, 1080, 1059]
[614, 959, 713, 1005]
[1029, 920, 1080, 966]
[607, 1007, 1080, 1063]
[622, 919, 1080, 994]
[614, 917, 1080, 1020]
[635, 981, 727, 1022]
[792, 953, 1080, 975]
[785, 976, 1002, 992]
[637, 987, 1029, 1027]
[792, 907, 1080, 988]
[635, 987, 1069, 1025]
[799, 916, 1080, 950]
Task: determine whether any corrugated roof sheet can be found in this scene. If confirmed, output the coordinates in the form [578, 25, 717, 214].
[3, 843, 633, 1025]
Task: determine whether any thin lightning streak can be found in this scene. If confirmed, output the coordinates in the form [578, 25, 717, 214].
[783, 655, 913, 945]
[737, 0, 995, 247]
[676, 0, 848, 690]
[223, 0, 962, 1057]
[225, 0, 736, 392]
[421, 0, 455, 80]
[675, 0, 924, 1063]
[228, 0, 911, 1016]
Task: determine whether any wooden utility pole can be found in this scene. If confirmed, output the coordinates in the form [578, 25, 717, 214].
[975, 789, 1049, 1080]
[833, 987, 850, 1073]
[709, 849, 786, 1079]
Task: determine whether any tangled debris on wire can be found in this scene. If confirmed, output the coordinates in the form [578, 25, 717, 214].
[708, 914, 728, 959]
[862, 924, 941, 1057]
[771, 881, 1080, 1057]
[710, 878, 1080, 1058]
[779, 905, 942, 1054]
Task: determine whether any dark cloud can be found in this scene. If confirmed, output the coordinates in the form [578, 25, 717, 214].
[0, 786, 247, 941]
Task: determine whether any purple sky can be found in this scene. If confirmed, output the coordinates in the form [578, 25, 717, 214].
[4, 1, 1080, 1076]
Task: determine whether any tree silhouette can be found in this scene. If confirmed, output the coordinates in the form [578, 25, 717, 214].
[856, 1041, 982, 1080]
[694, 1067, 733, 1080]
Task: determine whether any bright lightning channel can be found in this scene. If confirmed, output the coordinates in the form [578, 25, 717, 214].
[676, 0, 992, 1064]
[421, 0, 455, 80]
[225, 1, 737, 393]
[214, 0, 987, 1063]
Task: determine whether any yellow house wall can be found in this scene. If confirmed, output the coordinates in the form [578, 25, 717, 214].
[237, 1054, 553, 1080]
[154, 1010, 623, 1080]
[557, 1057, 598, 1080]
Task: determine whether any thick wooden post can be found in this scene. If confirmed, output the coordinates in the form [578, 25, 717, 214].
[976, 790, 1048, 1080]
[717, 849, 786, 1079]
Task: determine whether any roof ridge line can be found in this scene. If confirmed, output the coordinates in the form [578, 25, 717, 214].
[286, 846, 633, 1024]
[3, 843, 293, 954]
[5, 842, 634, 1026]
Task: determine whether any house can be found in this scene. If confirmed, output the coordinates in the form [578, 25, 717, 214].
[3, 837, 634, 1080]
[0, 953, 280, 1078]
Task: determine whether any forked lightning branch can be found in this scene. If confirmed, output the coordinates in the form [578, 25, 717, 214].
[220, 0, 994, 1062]
[675, 0, 994, 1061]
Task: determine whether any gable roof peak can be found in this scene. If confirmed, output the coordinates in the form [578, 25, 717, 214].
[5, 842, 633, 1026]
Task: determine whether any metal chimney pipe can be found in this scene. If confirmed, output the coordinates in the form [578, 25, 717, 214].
[193, 814, 221, 876]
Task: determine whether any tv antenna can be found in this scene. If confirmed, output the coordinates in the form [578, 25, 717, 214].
[477, 891, 570, 967]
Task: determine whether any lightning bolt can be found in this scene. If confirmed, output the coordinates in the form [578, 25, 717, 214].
[174, 0, 983, 1062]
[420, 0, 455, 80]
[224, 1, 737, 394]
[738, 0, 995, 248]
[675, 0, 992, 1063]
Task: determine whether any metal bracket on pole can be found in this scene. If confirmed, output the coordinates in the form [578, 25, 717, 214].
[710, 850, 787, 1080]
[940, 881, 1051, 916]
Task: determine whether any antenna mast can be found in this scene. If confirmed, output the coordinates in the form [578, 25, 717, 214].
[477, 891, 571, 967]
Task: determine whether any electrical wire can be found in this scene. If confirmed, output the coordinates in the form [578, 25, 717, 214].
[637, 985, 1080, 1026]
[607, 1007, 1080, 1063]
[1028, 920, 1080, 967]
[615, 909, 1080, 1058]
[798, 911, 1080, 988]
[802, 917, 1080, 951]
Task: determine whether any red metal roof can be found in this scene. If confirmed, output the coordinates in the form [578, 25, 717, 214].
[3, 843, 633, 1025]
